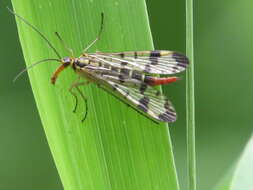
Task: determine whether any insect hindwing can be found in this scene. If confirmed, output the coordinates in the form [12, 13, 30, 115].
[107, 80, 176, 122]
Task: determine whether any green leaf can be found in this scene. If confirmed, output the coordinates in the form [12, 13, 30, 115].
[230, 138, 253, 188]
[214, 135, 253, 190]
[11, 0, 180, 189]
[212, 168, 235, 190]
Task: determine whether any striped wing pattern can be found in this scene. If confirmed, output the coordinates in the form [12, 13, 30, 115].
[79, 50, 189, 122]
[87, 69, 177, 122]
[88, 50, 189, 75]
[106, 80, 177, 122]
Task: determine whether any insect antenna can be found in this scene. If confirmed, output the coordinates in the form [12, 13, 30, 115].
[83, 12, 104, 52]
[13, 58, 61, 82]
[55, 32, 74, 57]
[7, 7, 62, 59]
[97, 12, 104, 39]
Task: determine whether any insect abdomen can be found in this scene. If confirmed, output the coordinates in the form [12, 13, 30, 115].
[144, 76, 178, 86]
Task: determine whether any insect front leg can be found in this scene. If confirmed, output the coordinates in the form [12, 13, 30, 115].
[69, 77, 90, 122]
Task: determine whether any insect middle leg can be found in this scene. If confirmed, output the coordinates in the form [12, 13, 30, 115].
[69, 77, 90, 122]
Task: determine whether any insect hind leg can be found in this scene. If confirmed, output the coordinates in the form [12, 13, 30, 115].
[75, 86, 89, 122]
[69, 79, 90, 122]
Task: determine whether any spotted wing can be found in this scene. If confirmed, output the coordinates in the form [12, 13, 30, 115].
[107, 80, 176, 122]
[88, 50, 189, 75]
[90, 71, 177, 122]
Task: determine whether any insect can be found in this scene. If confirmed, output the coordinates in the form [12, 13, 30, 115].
[10, 8, 189, 123]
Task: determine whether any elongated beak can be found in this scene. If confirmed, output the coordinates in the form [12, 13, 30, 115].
[51, 63, 70, 84]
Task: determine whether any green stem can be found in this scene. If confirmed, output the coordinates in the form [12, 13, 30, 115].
[186, 0, 196, 190]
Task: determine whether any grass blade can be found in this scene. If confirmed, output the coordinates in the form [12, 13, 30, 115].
[11, 0, 180, 189]
[186, 0, 196, 190]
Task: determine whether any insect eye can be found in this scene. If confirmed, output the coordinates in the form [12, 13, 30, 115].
[62, 57, 71, 63]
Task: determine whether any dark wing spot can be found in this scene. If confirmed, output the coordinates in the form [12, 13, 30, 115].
[137, 96, 150, 113]
[132, 70, 142, 80]
[158, 101, 177, 122]
[119, 53, 125, 58]
[121, 61, 128, 66]
[150, 57, 158, 65]
[164, 100, 175, 112]
[150, 50, 161, 57]
[134, 51, 138, 59]
[111, 66, 119, 72]
[112, 84, 119, 91]
[139, 84, 147, 94]
[119, 75, 126, 83]
[120, 68, 130, 76]
[172, 66, 180, 70]
[172, 52, 189, 65]
[158, 111, 176, 122]
[144, 64, 151, 72]
[164, 102, 170, 110]
[177, 63, 187, 68]
[149, 51, 160, 65]
[104, 64, 110, 69]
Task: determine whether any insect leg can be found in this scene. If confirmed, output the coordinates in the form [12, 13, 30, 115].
[69, 86, 78, 113]
[75, 86, 89, 122]
[83, 12, 104, 53]
[69, 78, 90, 121]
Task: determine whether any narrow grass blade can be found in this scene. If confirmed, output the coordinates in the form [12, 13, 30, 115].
[186, 0, 196, 190]
[11, 0, 180, 189]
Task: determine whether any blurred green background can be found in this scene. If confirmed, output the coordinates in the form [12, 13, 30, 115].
[1, 0, 252, 190]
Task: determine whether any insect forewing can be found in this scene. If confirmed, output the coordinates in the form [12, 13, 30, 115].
[88, 50, 189, 75]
